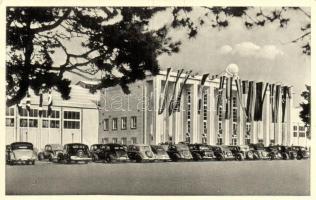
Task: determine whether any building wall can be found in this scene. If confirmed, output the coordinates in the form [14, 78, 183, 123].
[98, 81, 145, 145]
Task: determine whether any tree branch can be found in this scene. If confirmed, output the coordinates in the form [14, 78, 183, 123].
[32, 9, 72, 33]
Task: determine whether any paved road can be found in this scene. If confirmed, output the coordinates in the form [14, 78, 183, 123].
[6, 159, 310, 195]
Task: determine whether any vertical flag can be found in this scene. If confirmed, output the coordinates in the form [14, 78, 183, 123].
[287, 86, 292, 99]
[246, 81, 254, 122]
[17, 101, 23, 116]
[274, 85, 281, 123]
[174, 70, 192, 112]
[198, 73, 209, 114]
[269, 84, 275, 122]
[158, 68, 172, 115]
[39, 90, 43, 117]
[168, 69, 184, 116]
[242, 80, 249, 110]
[254, 82, 269, 121]
[281, 86, 288, 123]
[216, 76, 225, 115]
[47, 90, 53, 117]
[26, 92, 31, 113]
[224, 77, 233, 119]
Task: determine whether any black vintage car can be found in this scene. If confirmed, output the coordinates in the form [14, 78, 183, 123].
[271, 145, 297, 160]
[37, 144, 63, 161]
[90, 144, 107, 161]
[289, 146, 310, 160]
[104, 144, 129, 163]
[188, 144, 215, 161]
[57, 143, 92, 164]
[210, 145, 235, 161]
[228, 145, 255, 161]
[249, 143, 271, 160]
[166, 144, 193, 162]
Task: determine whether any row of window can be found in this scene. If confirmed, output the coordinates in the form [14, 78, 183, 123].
[103, 116, 137, 131]
[5, 108, 79, 120]
[6, 118, 80, 129]
[101, 137, 137, 144]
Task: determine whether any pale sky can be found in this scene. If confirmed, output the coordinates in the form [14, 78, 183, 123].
[62, 7, 310, 106]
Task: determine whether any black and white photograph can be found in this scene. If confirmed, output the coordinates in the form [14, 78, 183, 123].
[3, 0, 313, 197]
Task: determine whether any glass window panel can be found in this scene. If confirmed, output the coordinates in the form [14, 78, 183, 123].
[6, 118, 14, 127]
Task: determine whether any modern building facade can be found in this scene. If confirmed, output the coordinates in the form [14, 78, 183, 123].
[6, 85, 99, 150]
[99, 70, 300, 147]
[291, 107, 310, 147]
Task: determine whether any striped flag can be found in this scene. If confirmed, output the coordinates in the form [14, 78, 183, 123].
[38, 90, 43, 117]
[224, 77, 233, 119]
[168, 69, 184, 116]
[242, 80, 249, 107]
[216, 76, 226, 115]
[174, 70, 192, 112]
[281, 86, 288, 123]
[269, 84, 275, 122]
[246, 81, 254, 122]
[47, 90, 53, 117]
[287, 86, 292, 99]
[158, 68, 172, 115]
[26, 92, 31, 113]
[254, 82, 269, 121]
[198, 73, 209, 114]
[274, 85, 281, 123]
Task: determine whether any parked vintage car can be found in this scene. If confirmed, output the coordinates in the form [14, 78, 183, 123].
[57, 143, 92, 164]
[228, 145, 255, 160]
[166, 144, 193, 162]
[150, 145, 170, 161]
[127, 144, 155, 162]
[90, 144, 107, 161]
[289, 146, 310, 160]
[37, 144, 63, 161]
[265, 145, 283, 160]
[248, 143, 271, 160]
[188, 144, 215, 161]
[103, 144, 129, 163]
[271, 145, 297, 160]
[210, 145, 235, 161]
[6, 142, 37, 165]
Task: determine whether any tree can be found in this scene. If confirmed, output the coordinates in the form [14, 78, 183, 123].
[6, 7, 310, 107]
[299, 85, 311, 139]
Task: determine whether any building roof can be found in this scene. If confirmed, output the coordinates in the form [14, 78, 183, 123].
[76, 80, 100, 86]
[18, 85, 99, 109]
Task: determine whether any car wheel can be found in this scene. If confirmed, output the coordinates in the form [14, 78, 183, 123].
[269, 153, 275, 160]
[237, 154, 244, 161]
[106, 156, 112, 163]
[282, 153, 289, 160]
[136, 157, 142, 163]
[92, 154, 99, 162]
[246, 151, 254, 160]
[253, 152, 260, 160]
[32, 160, 35, 165]
[38, 153, 44, 161]
[297, 154, 303, 160]
[173, 153, 181, 162]
[193, 153, 202, 161]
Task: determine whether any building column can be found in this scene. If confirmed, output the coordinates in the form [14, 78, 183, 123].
[238, 98, 244, 146]
[153, 76, 162, 145]
[286, 92, 293, 146]
[275, 94, 282, 145]
[192, 83, 199, 143]
[251, 122, 258, 144]
[208, 86, 216, 145]
[263, 92, 270, 146]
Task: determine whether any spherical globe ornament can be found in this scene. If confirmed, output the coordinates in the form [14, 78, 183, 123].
[226, 63, 239, 76]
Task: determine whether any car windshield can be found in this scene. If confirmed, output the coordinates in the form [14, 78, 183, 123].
[50, 144, 63, 150]
[139, 146, 151, 151]
[221, 146, 230, 151]
[175, 145, 189, 151]
[69, 144, 88, 150]
[114, 146, 124, 150]
[199, 146, 209, 151]
[11, 143, 33, 150]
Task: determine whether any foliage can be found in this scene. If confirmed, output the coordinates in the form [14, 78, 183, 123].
[299, 85, 311, 139]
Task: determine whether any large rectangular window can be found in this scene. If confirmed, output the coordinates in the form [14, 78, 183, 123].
[131, 137, 137, 144]
[20, 119, 38, 127]
[121, 137, 127, 145]
[299, 132, 306, 137]
[131, 116, 137, 129]
[121, 117, 127, 130]
[63, 111, 80, 129]
[102, 138, 109, 144]
[6, 118, 14, 127]
[112, 138, 118, 144]
[6, 107, 15, 116]
[103, 119, 109, 131]
[112, 118, 118, 130]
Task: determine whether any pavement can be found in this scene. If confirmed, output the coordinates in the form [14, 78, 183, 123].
[5, 159, 310, 195]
